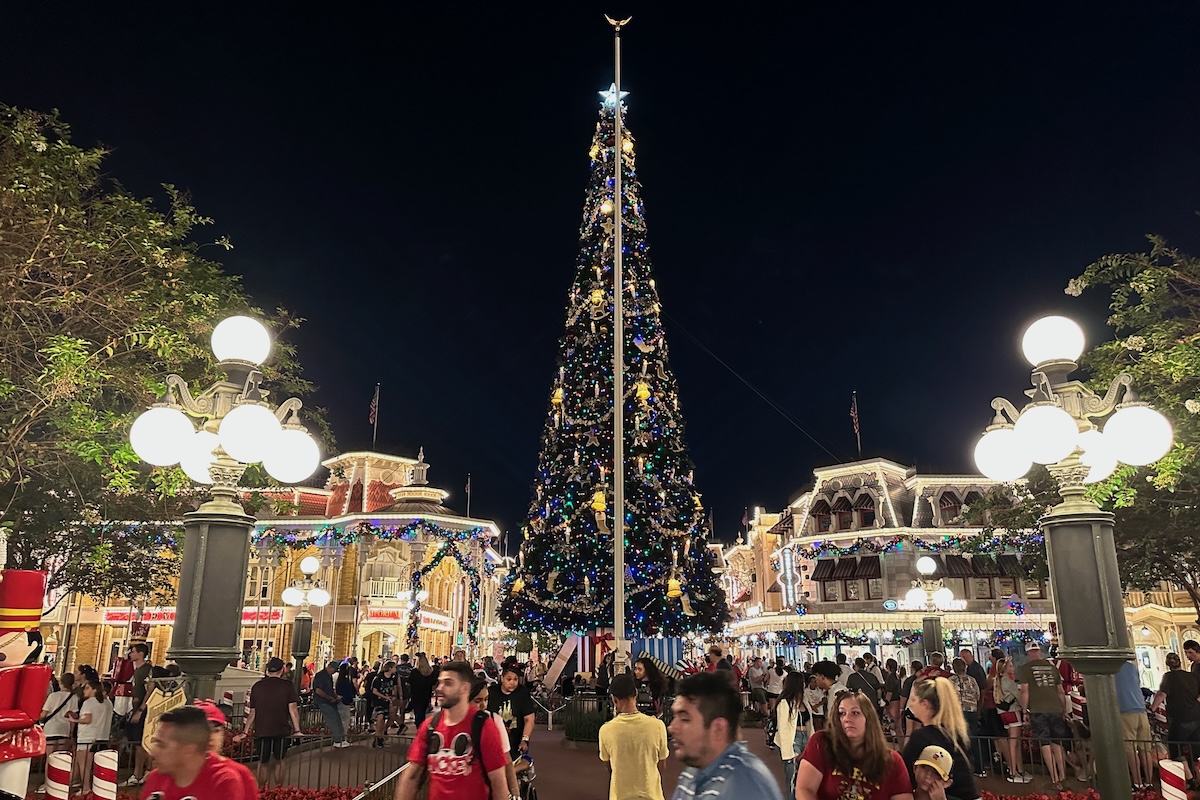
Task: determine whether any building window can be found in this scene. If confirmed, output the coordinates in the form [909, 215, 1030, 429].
[971, 578, 993, 599]
[996, 577, 1017, 598]
[245, 567, 269, 601]
[833, 498, 853, 531]
[823, 581, 841, 602]
[939, 492, 961, 524]
[1024, 580, 1043, 599]
[846, 580, 861, 601]
[855, 494, 876, 528]
[945, 577, 967, 600]
[867, 578, 883, 599]
[811, 501, 832, 533]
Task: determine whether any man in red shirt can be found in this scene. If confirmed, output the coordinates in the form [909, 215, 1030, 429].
[394, 661, 509, 800]
[141, 706, 255, 800]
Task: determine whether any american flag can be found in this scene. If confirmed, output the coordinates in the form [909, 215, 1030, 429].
[850, 391, 860, 436]
[368, 384, 379, 425]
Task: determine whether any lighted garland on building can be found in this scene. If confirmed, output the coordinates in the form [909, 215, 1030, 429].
[405, 540, 494, 647]
[730, 628, 1050, 649]
[254, 520, 492, 551]
[769, 532, 1045, 572]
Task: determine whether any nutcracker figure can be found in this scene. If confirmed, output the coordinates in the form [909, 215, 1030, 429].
[0, 570, 52, 798]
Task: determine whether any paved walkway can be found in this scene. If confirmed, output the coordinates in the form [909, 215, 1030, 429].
[268, 726, 1083, 799]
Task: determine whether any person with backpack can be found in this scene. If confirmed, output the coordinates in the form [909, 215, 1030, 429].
[394, 661, 509, 800]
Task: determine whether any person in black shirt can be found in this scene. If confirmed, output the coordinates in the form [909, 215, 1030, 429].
[847, 658, 881, 713]
[902, 677, 976, 800]
[369, 661, 397, 748]
[488, 664, 536, 757]
[1154, 652, 1200, 769]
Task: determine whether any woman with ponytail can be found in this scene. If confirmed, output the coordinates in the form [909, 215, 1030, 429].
[902, 676, 976, 800]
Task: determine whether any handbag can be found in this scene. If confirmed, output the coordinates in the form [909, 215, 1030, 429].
[1000, 710, 1020, 726]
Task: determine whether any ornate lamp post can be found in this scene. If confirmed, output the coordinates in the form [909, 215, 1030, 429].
[903, 555, 956, 663]
[282, 556, 331, 692]
[972, 315, 1173, 800]
[128, 315, 321, 701]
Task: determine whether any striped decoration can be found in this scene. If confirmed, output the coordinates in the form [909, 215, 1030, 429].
[45, 752, 71, 800]
[632, 637, 686, 680]
[92, 749, 119, 800]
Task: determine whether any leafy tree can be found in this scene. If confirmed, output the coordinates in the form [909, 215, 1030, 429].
[0, 105, 327, 603]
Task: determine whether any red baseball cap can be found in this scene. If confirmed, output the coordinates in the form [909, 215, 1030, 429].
[193, 701, 226, 726]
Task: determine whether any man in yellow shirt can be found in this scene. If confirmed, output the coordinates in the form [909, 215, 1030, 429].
[599, 673, 669, 800]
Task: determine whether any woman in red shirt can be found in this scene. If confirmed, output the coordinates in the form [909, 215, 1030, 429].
[796, 690, 913, 800]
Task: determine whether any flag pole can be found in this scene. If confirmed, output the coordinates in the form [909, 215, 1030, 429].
[466, 473, 472, 519]
[608, 13, 632, 674]
[851, 390, 862, 457]
[370, 383, 380, 449]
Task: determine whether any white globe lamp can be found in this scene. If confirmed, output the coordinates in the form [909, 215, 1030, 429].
[1021, 315, 1085, 367]
[262, 429, 321, 484]
[973, 428, 1031, 482]
[905, 587, 928, 607]
[1014, 404, 1078, 464]
[211, 316, 271, 365]
[307, 587, 331, 607]
[417, 589, 430, 602]
[129, 406, 194, 467]
[218, 403, 281, 463]
[932, 586, 955, 608]
[179, 430, 220, 484]
[299, 556, 322, 576]
[1104, 405, 1174, 466]
[281, 586, 304, 606]
[916, 556, 938, 576]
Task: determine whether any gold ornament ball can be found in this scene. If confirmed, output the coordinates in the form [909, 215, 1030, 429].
[591, 489, 606, 512]
[667, 577, 683, 599]
[589, 288, 606, 305]
[622, 139, 634, 153]
[589, 145, 599, 159]
[551, 387, 564, 405]
[635, 382, 651, 402]
[512, 577, 525, 594]
[600, 200, 614, 215]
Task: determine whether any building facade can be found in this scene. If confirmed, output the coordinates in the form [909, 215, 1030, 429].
[722, 457, 1194, 689]
[43, 449, 508, 675]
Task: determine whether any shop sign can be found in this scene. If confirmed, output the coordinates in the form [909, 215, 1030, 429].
[103, 608, 282, 625]
[365, 607, 408, 622]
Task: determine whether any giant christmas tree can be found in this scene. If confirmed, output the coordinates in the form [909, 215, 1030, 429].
[500, 86, 729, 637]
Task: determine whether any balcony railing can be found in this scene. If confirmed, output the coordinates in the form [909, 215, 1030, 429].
[366, 578, 404, 598]
[1126, 589, 1181, 608]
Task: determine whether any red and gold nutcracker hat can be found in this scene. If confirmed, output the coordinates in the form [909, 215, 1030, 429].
[0, 571, 47, 634]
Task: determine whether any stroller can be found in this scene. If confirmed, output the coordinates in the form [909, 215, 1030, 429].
[515, 753, 537, 800]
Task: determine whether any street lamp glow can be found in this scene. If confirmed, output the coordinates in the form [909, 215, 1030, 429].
[1014, 404, 1078, 464]
[307, 587, 331, 607]
[417, 589, 430, 602]
[211, 316, 271, 365]
[262, 428, 321, 484]
[179, 430, 220, 484]
[129, 406, 194, 467]
[1104, 404, 1174, 466]
[932, 586, 955, 607]
[905, 587, 928, 606]
[916, 556, 937, 576]
[281, 586, 304, 606]
[973, 427, 1032, 482]
[1021, 315, 1085, 366]
[299, 556, 321, 576]
[218, 403, 281, 463]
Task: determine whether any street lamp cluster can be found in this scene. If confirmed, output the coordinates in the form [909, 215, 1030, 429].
[127, 315, 322, 701]
[282, 556, 331, 690]
[973, 316, 1172, 484]
[970, 314, 1174, 800]
[905, 556, 956, 610]
[129, 316, 321, 489]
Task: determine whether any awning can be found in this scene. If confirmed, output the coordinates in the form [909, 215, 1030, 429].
[970, 556, 1002, 577]
[832, 558, 859, 579]
[855, 556, 881, 579]
[996, 555, 1025, 577]
[943, 555, 974, 577]
[810, 560, 835, 581]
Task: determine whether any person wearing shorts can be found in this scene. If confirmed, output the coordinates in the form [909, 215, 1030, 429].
[1018, 642, 1069, 790]
[244, 657, 301, 789]
[1117, 660, 1155, 789]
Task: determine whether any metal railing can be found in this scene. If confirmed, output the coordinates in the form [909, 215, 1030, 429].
[352, 763, 412, 800]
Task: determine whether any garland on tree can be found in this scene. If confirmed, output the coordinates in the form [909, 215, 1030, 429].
[254, 520, 491, 551]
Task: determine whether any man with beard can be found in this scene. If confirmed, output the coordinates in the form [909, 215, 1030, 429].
[394, 662, 508, 800]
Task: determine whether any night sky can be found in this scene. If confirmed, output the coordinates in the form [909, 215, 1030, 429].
[5, 7, 1200, 544]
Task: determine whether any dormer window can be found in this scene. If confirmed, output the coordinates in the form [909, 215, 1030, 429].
[939, 492, 962, 525]
[854, 493, 876, 528]
[811, 501, 832, 533]
[833, 497, 853, 531]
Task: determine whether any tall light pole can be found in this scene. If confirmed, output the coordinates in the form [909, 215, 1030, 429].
[904, 555, 956, 663]
[972, 315, 1173, 800]
[128, 315, 321, 700]
[282, 556, 331, 692]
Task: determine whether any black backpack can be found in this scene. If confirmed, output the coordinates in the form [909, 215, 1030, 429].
[764, 708, 779, 751]
[424, 708, 492, 763]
